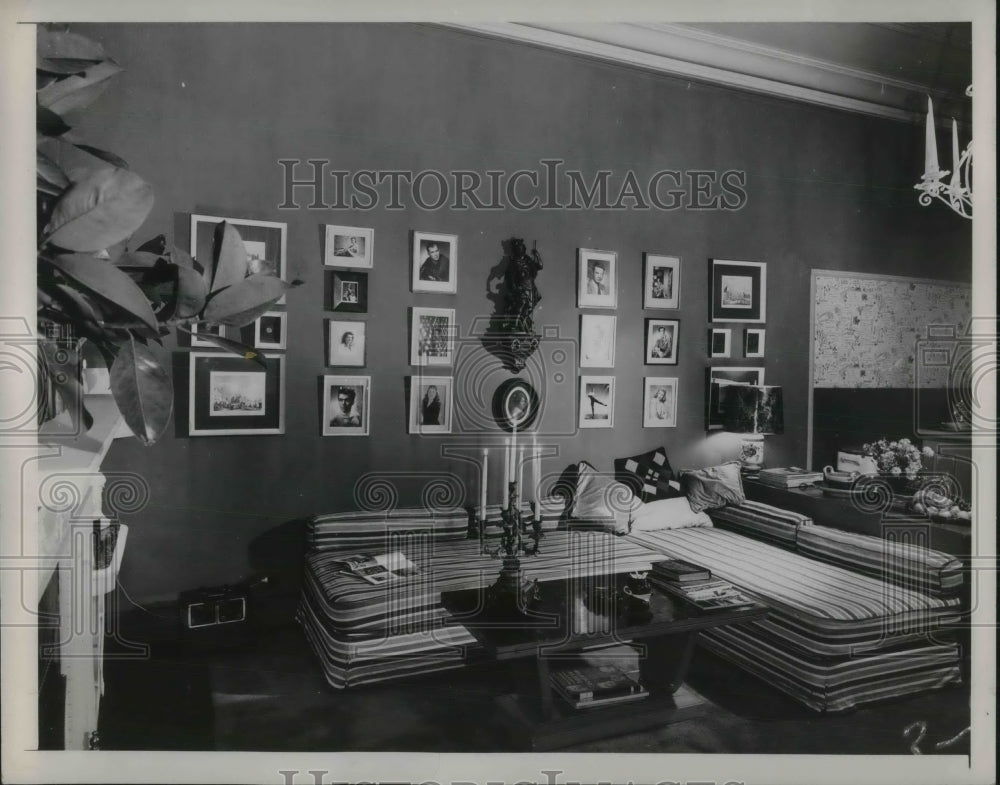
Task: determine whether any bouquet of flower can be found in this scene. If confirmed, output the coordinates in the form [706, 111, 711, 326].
[861, 438, 934, 481]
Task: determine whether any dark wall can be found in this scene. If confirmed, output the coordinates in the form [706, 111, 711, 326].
[79, 24, 972, 602]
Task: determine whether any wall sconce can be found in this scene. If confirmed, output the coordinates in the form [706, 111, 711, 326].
[914, 89, 972, 219]
[722, 384, 784, 473]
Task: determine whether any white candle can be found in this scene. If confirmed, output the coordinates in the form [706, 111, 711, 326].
[950, 118, 961, 188]
[480, 448, 488, 522]
[533, 437, 542, 522]
[517, 446, 525, 508]
[502, 437, 511, 510]
[924, 97, 939, 175]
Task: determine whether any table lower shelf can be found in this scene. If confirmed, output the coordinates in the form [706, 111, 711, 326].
[496, 684, 706, 750]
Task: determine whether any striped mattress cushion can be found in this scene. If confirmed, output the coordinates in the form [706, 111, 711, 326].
[707, 500, 812, 548]
[796, 525, 963, 598]
[306, 506, 469, 551]
[627, 527, 961, 654]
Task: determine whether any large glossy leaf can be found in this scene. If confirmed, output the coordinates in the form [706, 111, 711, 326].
[45, 252, 159, 331]
[109, 336, 172, 445]
[37, 151, 69, 191]
[137, 235, 168, 256]
[167, 244, 196, 270]
[203, 275, 298, 326]
[176, 325, 266, 366]
[175, 265, 208, 318]
[37, 60, 121, 116]
[114, 251, 164, 271]
[68, 141, 130, 169]
[37, 107, 71, 138]
[44, 167, 153, 251]
[37, 29, 107, 63]
[210, 221, 248, 293]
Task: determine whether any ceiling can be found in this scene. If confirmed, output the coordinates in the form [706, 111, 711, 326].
[446, 22, 973, 124]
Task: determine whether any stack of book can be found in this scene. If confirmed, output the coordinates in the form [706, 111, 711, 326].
[549, 662, 648, 710]
[757, 467, 824, 488]
[650, 559, 757, 612]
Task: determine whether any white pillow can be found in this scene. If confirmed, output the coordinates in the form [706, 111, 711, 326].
[571, 461, 642, 534]
[629, 496, 713, 532]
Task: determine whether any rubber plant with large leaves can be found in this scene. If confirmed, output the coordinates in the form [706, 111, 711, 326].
[36, 26, 299, 444]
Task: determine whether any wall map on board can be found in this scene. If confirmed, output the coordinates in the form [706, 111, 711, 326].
[812, 273, 971, 389]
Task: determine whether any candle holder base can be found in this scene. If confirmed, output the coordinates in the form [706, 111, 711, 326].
[486, 556, 540, 616]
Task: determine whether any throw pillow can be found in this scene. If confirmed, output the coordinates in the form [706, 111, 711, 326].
[571, 461, 643, 534]
[680, 461, 746, 513]
[629, 496, 713, 531]
[614, 447, 682, 503]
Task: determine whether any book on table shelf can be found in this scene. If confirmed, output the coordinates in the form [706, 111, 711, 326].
[329, 550, 419, 585]
[550, 662, 648, 710]
[757, 466, 824, 488]
[651, 576, 758, 612]
[650, 558, 711, 583]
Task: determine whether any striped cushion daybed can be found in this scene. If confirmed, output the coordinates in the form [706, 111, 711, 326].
[299, 520, 660, 689]
[626, 526, 962, 711]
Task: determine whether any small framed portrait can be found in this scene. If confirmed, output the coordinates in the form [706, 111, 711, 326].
[705, 366, 765, 430]
[190, 214, 288, 303]
[322, 375, 371, 436]
[328, 271, 368, 313]
[254, 311, 286, 350]
[643, 377, 678, 428]
[709, 328, 732, 359]
[644, 318, 679, 365]
[409, 375, 453, 434]
[577, 249, 617, 309]
[643, 254, 680, 309]
[190, 322, 225, 348]
[744, 328, 765, 358]
[491, 378, 540, 433]
[189, 352, 285, 436]
[410, 307, 455, 366]
[579, 314, 616, 368]
[328, 320, 366, 367]
[579, 375, 615, 429]
[324, 225, 374, 269]
[710, 259, 766, 323]
[412, 231, 458, 294]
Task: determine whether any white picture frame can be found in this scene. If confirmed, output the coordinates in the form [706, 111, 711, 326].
[189, 352, 285, 436]
[709, 328, 732, 358]
[409, 375, 453, 434]
[410, 307, 456, 366]
[190, 322, 225, 348]
[579, 375, 615, 429]
[744, 328, 766, 358]
[643, 253, 680, 309]
[190, 214, 288, 304]
[644, 318, 680, 365]
[253, 311, 286, 350]
[412, 231, 458, 294]
[324, 224, 374, 269]
[322, 375, 371, 436]
[643, 377, 678, 428]
[710, 258, 767, 323]
[328, 320, 366, 367]
[579, 314, 616, 368]
[577, 248, 618, 309]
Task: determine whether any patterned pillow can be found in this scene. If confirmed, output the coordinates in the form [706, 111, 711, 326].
[614, 447, 681, 503]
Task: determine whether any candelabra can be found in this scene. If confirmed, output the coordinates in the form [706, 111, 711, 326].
[914, 87, 973, 220]
[479, 479, 542, 614]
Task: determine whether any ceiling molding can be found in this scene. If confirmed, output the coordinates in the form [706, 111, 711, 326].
[443, 21, 960, 123]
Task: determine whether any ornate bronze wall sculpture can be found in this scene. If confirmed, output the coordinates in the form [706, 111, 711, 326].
[487, 237, 544, 372]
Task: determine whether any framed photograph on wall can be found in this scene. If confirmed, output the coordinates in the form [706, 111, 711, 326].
[577, 249, 617, 308]
[643, 377, 678, 428]
[643, 254, 680, 309]
[644, 318, 679, 365]
[189, 352, 285, 436]
[409, 375, 453, 434]
[329, 271, 368, 313]
[579, 375, 615, 429]
[254, 311, 286, 350]
[709, 328, 732, 358]
[322, 375, 371, 436]
[744, 328, 766, 358]
[412, 231, 458, 294]
[190, 322, 225, 348]
[324, 225, 374, 269]
[410, 307, 455, 366]
[491, 377, 540, 433]
[710, 259, 766, 322]
[579, 314, 616, 368]
[705, 365, 765, 431]
[328, 320, 366, 367]
[190, 214, 288, 303]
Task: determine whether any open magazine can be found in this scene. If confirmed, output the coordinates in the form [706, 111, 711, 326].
[333, 551, 420, 585]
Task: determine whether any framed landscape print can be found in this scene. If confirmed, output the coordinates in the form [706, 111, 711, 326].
[577, 249, 617, 309]
[579, 314, 616, 368]
[643, 377, 678, 428]
[254, 311, 286, 350]
[579, 375, 615, 429]
[329, 271, 368, 313]
[709, 328, 732, 358]
[644, 318, 679, 365]
[744, 328, 766, 358]
[410, 307, 455, 366]
[409, 375, 453, 434]
[328, 320, 366, 367]
[643, 254, 680, 309]
[324, 224, 374, 269]
[190, 214, 288, 303]
[705, 365, 765, 431]
[322, 375, 371, 436]
[190, 322, 225, 348]
[189, 352, 285, 436]
[412, 231, 458, 294]
[710, 259, 766, 322]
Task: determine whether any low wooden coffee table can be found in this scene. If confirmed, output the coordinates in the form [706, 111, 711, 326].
[441, 572, 768, 750]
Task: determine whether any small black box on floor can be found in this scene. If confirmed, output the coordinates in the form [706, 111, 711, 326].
[178, 584, 252, 651]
